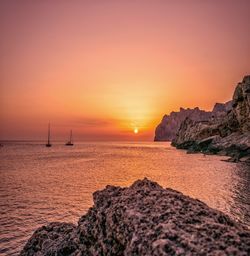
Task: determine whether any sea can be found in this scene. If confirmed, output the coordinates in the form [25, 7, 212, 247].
[0, 141, 249, 255]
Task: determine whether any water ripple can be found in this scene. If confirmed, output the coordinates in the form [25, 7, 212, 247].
[0, 142, 249, 255]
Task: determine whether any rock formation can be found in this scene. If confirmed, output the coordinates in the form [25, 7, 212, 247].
[154, 103, 231, 141]
[172, 76, 250, 162]
[212, 101, 232, 115]
[20, 178, 250, 255]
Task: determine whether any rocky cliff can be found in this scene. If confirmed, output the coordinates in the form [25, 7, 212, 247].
[21, 179, 250, 255]
[154, 103, 231, 141]
[172, 76, 250, 162]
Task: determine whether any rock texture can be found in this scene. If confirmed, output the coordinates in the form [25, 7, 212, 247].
[212, 101, 232, 115]
[21, 178, 250, 256]
[154, 103, 231, 141]
[172, 76, 250, 162]
[20, 223, 78, 255]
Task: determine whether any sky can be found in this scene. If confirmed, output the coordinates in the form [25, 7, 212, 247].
[0, 0, 249, 141]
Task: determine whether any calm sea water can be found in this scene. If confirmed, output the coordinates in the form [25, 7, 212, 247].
[0, 141, 249, 255]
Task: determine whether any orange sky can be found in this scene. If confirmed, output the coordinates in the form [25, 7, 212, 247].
[0, 0, 250, 141]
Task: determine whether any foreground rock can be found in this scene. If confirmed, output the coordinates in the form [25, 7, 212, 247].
[172, 76, 250, 162]
[21, 179, 250, 255]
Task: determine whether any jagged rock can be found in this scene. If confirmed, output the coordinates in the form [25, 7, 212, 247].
[172, 76, 250, 161]
[232, 76, 250, 132]
[154, 108, 211, 141]
[20, 222, 78, 256]
[20, 179, 250, 256]
[154, 103, 231, 141]
[212, 101, 232, 114]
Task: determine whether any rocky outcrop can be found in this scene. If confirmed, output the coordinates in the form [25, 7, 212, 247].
[154, 103, 231, 141]
[20, 179, 250, 255]
[172, 76, 250, 162]
[232, 76, 250, 132]
[212, 101, 232, 115]
[20, 222, 78, 255]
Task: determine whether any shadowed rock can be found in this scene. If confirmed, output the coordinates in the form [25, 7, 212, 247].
[20, 222, 78, 256]
[20, 178, 250, 255]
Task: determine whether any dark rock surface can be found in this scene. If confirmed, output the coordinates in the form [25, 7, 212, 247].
[154, 103, 231, 141]
[172, 76, 250, 162]
[212, 101, 232, 114]
[20, 222, 78, 255]
[20, 179, 250, 256]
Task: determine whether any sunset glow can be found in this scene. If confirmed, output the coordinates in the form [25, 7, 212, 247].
[0, 2, 250, 254]
[0, 0, 249, 141]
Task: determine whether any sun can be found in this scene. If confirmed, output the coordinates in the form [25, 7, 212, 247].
[134, 128, 138, 134]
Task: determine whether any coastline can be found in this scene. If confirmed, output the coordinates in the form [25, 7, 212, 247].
[156, 75, 250, 163]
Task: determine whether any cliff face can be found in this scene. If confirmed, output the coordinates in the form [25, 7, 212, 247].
[232, 75, 250, 132]
[154, 108, 211, 141]
[154, 103, 231, 141]
[172, 76, 250, 161]
[212, 101, 232, 114]
[21, 179, 250, 256]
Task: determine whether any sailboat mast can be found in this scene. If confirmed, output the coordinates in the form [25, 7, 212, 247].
[48, 123, 50, 144]
[70, 130, 72, 143]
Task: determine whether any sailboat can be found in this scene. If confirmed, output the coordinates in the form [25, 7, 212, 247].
[46, 123, 52, 147]
[65, 130, 74, 146]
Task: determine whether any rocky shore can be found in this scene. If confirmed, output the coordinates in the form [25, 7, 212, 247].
[154, 103, 231, 142]
[21, 179, 250, 255]
[155, 75, 250, 162]
[172, 76, 250, 162]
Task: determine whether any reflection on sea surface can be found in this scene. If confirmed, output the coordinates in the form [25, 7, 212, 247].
[0, 142, 249, 255]
[229, 165, 250, 226]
